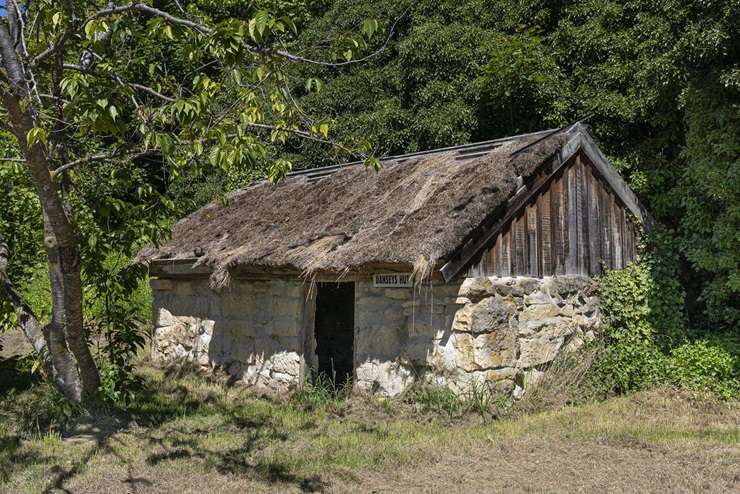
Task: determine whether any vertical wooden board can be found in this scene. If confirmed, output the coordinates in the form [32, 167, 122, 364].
[627, 221, 636, 263]
[540, 188, 553, 275]
[599, 185, 611, 271]
[587, 167, 601, 275]
[490, 237, 498, 277]
[575, 159, 587, 274]
[491, 233, 501, 276]
[551, 173, 564, 275]
[527, 201, 538, 276]
[500, 227, 511, 276]
[565, 164, 579, 274]
[514, 213, 527, 275]
[610, 192, 620, 269]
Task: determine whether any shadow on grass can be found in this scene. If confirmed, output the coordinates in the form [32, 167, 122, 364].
[138, 409, 325, 492]
[0, 355, 40, 394]
[25, 368, 327, 493]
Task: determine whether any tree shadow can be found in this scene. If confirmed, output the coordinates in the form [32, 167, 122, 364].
[138, 410, 327, 492]
[0, 355, 39, 394]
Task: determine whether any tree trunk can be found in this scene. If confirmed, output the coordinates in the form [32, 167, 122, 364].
[0, 17, 100, 403]
[0, 97, 100, 402]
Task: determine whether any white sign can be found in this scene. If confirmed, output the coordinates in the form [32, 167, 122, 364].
[373, 273, 413, 288]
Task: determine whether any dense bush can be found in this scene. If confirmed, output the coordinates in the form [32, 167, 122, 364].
[595, 244, 739, 399]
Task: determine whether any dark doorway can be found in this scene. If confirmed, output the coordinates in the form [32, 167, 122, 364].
[314, 282, 355, 386]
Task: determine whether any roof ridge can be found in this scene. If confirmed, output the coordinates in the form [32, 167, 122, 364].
[287, 128, 558, 182]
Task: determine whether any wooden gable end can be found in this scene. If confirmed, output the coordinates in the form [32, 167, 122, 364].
[465, 153, 638, 278]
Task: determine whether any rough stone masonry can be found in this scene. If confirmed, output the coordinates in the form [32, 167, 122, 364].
[150, 275, 599, 398]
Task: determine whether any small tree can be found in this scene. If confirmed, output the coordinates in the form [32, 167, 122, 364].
[0, 1, 385, 402]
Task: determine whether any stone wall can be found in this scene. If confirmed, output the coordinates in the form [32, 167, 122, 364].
[151, 278, 305, 392]
[353, 276, 599, 397]
[151, 274, 599, 398]
[429, 276, 599, 397]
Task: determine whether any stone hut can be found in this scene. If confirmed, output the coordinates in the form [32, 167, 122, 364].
[139, 123, 650, 397]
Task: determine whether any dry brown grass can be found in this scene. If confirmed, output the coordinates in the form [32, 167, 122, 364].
[0, 367, 737, 494]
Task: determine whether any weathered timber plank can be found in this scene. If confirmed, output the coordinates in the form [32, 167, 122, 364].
[575, 158, 587, 274]
[527, 201, 538, 276]
[587, 167, 600, 275]
[501, 228, 511, 276]
[598, 185, 610, 271]
[551, 173, 565, 275]
[612, 193, 622, 269]
[565, 164, 579, 274]
[540, 188, 553, 275]
[514, 213, 527, 276]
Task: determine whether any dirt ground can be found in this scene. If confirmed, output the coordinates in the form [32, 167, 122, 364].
[44, 435, 737, 494]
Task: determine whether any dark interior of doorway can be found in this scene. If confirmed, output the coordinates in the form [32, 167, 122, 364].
[314, 282, 355, 386]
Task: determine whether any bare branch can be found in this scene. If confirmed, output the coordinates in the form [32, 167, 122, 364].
[0, 157, 25, 163]
[52, 149, 157, 176]
[243, 122, 363, 158]
[93, 3, 212, 35]
[91, 2, 406, 68]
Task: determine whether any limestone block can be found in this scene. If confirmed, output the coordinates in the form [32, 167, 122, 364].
[518, 321, 576, 368]
[357, 326, 402, 359]
[271, 371, 297, 385]
[473, 331, 516, 368]
[524, 290, 552, 306]
[199, 319, 215, 335]
[518, 316, 572, 335]
[488, 367, 518, 382]
[404, 336, 434, 365]
[563, 336, 585, 354]
[384, 288, 411, 300]
[545, 275, 593, 296]
[458, 278, 494, 299]
[524, 368, 544, 388]
[518, 303, 560, 322]
[469, 297, 517, 333]
[559, 304, 575, 317]
[452, 332, 476, 371]
[156, 308, 178, 327]
[270, 351, 300, 376]
[355, 360, 413, 397]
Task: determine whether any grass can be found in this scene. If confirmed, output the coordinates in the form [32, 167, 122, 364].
[0, 364, 738, 493]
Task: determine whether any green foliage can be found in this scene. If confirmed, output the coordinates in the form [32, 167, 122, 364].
[478, 27, 568, 136]
[293, 371, 352, 409]
[290, 0, 740, 330]
[0, 384, 86, 438]
[668, 341, 740, 399]
[598, 232, 687, 347]
[595, 249, 739, 398]
[680, 80, 740, 327]
[406, 381, 508, 420]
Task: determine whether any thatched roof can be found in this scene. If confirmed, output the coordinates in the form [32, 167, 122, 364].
[140, 129, 568, 287]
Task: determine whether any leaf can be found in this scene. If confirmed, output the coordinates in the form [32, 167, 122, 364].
[52, 12, 63, 28]
[26, 128, 48, 148]
[361, 19, 379, 38]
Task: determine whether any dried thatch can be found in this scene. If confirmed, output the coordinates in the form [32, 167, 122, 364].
[139, 131, 566, 288]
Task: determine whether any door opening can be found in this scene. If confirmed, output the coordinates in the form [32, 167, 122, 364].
[314, 282, 355, 386]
